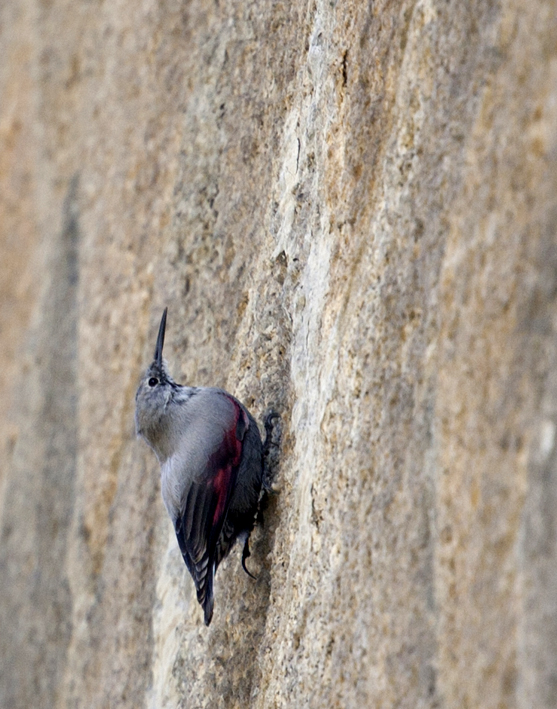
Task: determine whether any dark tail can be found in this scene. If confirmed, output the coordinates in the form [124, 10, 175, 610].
[202, 564, 215, 626]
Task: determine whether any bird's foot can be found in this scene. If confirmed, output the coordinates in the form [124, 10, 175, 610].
[262, 409, 281, 492]
[263, 410, 280, 451]
[241, 536, 257, 580]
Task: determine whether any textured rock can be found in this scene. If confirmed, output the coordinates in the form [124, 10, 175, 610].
[1, 0, 556, 707]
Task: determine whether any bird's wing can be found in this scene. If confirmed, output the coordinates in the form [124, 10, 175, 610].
[174, 393, 249, 623]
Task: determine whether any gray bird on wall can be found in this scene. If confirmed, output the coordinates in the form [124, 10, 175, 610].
[135, 308, 277, 625]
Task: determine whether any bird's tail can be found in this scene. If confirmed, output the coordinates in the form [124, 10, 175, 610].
[202, 563, 215, 626]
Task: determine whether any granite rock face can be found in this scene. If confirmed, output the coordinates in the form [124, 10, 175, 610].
[1, 0, 557, 707]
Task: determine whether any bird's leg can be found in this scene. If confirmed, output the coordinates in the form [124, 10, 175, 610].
[241, 535, 257, 580]
[256, 410, 281, 526]
[263, 410, 280, 453]
[262, 410, 281, 493]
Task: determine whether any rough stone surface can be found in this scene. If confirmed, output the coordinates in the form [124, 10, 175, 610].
[1, 0, 556, 707]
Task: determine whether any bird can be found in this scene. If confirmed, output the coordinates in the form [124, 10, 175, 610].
[135, 307, 277, 625]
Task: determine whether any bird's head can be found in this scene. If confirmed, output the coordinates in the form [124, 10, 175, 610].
[135, 307, 177, 445]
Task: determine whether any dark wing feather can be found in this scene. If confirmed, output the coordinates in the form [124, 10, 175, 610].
[174, 395, 249, 625]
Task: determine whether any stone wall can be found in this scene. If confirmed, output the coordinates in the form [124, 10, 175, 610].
[1, 0, 556, 707]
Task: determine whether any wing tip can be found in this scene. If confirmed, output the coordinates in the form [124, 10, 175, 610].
[203, 569, 214, 626]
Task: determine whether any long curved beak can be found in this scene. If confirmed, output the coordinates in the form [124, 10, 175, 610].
[154, 307, 168, 368]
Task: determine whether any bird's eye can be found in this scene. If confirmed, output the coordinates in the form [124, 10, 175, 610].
[148, 377, 159, 387]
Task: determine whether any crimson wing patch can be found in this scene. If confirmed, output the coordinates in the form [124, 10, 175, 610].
[174, 395, 248, 625]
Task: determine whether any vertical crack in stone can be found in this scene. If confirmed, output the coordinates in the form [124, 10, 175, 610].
[0, 175, 79, 709]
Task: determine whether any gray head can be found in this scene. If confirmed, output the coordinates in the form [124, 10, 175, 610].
[135, 308, 178, 449]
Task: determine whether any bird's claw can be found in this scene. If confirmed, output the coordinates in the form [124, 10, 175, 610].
[241, 537, 257, 580]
